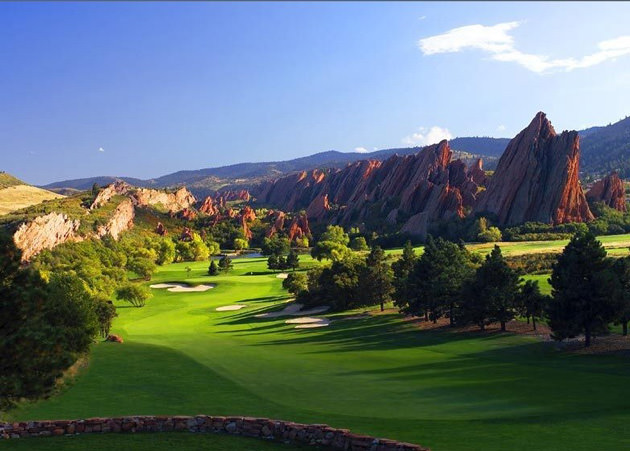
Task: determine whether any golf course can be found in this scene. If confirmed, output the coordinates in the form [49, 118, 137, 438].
[4, 244, 630, 451]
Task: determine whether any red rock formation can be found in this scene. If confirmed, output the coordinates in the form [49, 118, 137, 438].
[238, 206, 257, 240]
[266, 210, 286, 238]
[469, 158, 488, 186]
[156, 222, 168, 236]
[225, 208, 237, 218]
[219, 190, 251, 202]
[179, 208, 197, 221]
[254, 140, 485, 237]
[199, 196, 219, 215]
[288, 213, 311, 241]
[306, 194, 330, 221]
[474, 112, 594, 225]
[587, 172, 627, 212]
[180, 227, 194, 242]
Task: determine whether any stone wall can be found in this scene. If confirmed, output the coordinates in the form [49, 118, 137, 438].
[0, 415, 428, 450]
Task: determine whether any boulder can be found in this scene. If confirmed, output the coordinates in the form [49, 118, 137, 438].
[106, 334, 124, 343]
[156, 222, 168, 236]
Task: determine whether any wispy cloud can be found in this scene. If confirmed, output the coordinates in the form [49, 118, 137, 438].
[354, 147, 369, 153]
[418, 22, 630, 74]
[98, 147, 105, 152]
[497, 124, 506, 132]
[402, 126, 453, 146]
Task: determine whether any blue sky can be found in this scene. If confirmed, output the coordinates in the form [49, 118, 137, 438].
[2, 2, 630, 185]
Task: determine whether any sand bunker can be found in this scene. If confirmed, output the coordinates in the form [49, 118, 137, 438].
[254, 303, 330, 318]
[150, 283, 214, 293]
[216, 305, 246, 311]
[286, 317, 331, 329]
[276, 273, 289, 279]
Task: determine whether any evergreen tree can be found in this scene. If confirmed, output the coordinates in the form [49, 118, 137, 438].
[391, 241, 417, 310]
[460, 245, 520, 331]
[218, 255, 233, 273]
[267, 254, 279, 271]
[208, 259, 219, 276]
[362, 245, 393, 311]
[516, 280, 546, 331]
[286, 249, 300, 271]
[405, 237, 476, 325]
[611, 257, 630, 336]
[547, 231, 617, 347]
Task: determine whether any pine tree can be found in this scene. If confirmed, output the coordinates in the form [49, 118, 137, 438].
[516, 280, 546, 331]
[547, 231, 617, 347]
[286, 249, 300, 271]
[267, 254, 279, 271]
[392, 241, 417, 310]
[363, 245, 393, 311]
[218, 255, 233, 273]
[208, 259, 219, 276]
[460, 245, 519, 331]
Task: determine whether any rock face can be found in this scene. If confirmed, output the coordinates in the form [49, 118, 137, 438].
[254, 140, 486, 237]
[219, 190, 251, 202]
[95, 200, 135, 240]
[156, 222, 168, 236]
[587, 172, 627, 212]
[239, 206, 257, 240]
[178, 208, 197, 221]
[199, 196, 219, 215]
[474, 112, 594, 226]
[288, 213, 311, 241]
[13, 213, 81, 262]
[132, 187, 196, 213]
[90, 180, 132, 210]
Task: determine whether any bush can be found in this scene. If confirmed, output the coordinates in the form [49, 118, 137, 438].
[116, 283, 151, 308]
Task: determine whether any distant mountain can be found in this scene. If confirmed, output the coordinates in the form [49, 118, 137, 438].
[580, 116, 630, 177]
[42, 137, 507, 196]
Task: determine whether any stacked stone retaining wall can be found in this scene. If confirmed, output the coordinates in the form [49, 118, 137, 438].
[0, 415, 429, 450]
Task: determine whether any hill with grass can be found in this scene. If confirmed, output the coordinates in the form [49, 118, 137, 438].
[0, 171, 64, 216]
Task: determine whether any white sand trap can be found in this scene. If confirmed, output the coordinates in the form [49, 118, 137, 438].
[286, 317, 331, 329]
[295, 323, 330, 329]
[150, 283, 214, 292]
[216, 305, 246, 311]
[254, 303, 330, 318]
[276, 273, 289, 279]
[340, 314, 370, 320]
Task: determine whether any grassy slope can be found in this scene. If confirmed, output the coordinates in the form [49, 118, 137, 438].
[0, 173, 63, 216]
[8, 256, 630, 451]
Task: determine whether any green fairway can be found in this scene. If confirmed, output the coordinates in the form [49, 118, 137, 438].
[7, 255, 630, 451]
[386, 233, 630, 258]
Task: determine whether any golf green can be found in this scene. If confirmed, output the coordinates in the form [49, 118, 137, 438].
[6, 255, 630, 450]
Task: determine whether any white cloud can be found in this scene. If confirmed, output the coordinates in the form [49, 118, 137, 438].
[402, 126, 453, 146]
[354, 147, 369, 153]
[98, 147, 105, 152]
[497, 124, 506, 132]
[418, 15, 426, 21]
[418, 22, 630, 74]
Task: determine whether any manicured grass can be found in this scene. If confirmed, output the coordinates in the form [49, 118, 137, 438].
[0, 432, 309, 450]
[7, 255, 630, 451]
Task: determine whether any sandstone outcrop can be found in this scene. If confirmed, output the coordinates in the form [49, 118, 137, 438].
[178, 208, 197, 221]
[199, 196, 220, 216]
[288, 213, 311, 241]
[95, 199, 135, 240]
[180, 227, 194, 242]
[239, 206, 257, 240]
[219, 190, 251, 202]
[106, 334, 124, 343]
[132, 187, 196, 213]
[90, 180, 132, 210]
[13, 213, 81, 262]
[474, 112, 594, 225]
[265, 211, 286, 238]
[254, 140, 486, 237]
[587, 172, 627, 212]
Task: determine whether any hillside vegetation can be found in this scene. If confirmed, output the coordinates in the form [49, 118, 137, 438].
[0, 172, 63, 215]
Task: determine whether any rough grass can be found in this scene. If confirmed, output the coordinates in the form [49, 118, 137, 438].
[7, 255, 630, 451]
[0, 172, 25, 189]
[0, 185, 63, 216]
